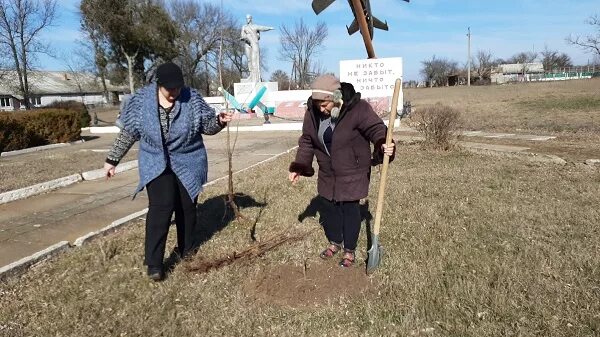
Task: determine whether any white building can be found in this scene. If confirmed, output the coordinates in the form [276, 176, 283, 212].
[0, 70, 127, 111]
[491, 62, 545, 84]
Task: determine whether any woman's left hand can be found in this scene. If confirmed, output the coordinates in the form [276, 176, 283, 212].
[218, 111, 233, 125]
[381, 142, 395, 156]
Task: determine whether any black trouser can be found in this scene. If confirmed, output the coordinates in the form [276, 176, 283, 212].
[144, 168, 197, 268]
[320, 198, 361, 251]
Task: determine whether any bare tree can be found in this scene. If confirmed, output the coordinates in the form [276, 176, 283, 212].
[80, 0, 110, 102]
[279, 19, 327, 89]
[475, 50, 493, 83]
[269, 69, 290, 90]
[61, 51, 90, 103]
[567, 14, 600, 58]
[420, 57, 438, 87]
[540, 46, 572, 72]
[169, 0, 235, 90]
[507, 51, 538, 75]
[224, 35, 246, 78]
[493, 57, 506, 66]
[420, 55, 458, 87]
[201, 48, 243, 95]
[212, 0, 245, 222]
[220, 64, 242, 93]
[310, 59, 328, 79]
[0, 0, 56, 110]
[507, 51, 538, 64]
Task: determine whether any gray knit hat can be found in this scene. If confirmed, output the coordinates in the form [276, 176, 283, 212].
[311, 74, 341, 101]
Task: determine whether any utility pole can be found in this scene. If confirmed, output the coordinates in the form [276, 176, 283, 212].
[467, 27, 471, 87]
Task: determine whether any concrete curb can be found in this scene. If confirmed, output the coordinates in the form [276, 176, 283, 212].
[0, 174, 83, 205]
[90, 126, 120, 133]
[459, 130, 557, 141]
[527, 153, 567, 165]
[74, 208, 148, 246]
[0, 139, 85, 157]
[81, 160, 138, 180]
[0, 160, 139, 205]
[463, 146, 567, 165]
[0, 241, 70, 280]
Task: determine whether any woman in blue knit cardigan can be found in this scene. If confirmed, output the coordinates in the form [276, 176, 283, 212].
[103, 62, 232, 281]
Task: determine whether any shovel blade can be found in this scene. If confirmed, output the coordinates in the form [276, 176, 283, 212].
[366, 234, 383, 274]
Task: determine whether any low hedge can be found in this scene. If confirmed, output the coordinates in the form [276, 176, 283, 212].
[44, 100, 91, 128]
[0, 109, 81, 153]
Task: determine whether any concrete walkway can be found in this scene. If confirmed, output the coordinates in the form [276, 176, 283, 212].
[0, 131, 301, 269]
[0, 170, 146, 266]
[460, 130, 556, 141]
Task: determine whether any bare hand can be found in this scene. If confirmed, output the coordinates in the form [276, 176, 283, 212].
[104, 162, 116, 179]
[381, 142, 395, 156]
[288, 172, 300, 185]
[219, 111, 233, 125]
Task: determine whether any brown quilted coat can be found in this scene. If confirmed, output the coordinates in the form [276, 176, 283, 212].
[289, 83, 395, 202]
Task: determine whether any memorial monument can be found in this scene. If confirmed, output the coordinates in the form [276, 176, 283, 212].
[240, 14, 273, 83]
[234, 14, 278, 117]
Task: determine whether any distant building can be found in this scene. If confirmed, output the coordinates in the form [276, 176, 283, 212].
[491, 63, 599, 84]
[491, 62, 544, 84]
[497, 63, 545, 74]
[0, 70, 127, 111]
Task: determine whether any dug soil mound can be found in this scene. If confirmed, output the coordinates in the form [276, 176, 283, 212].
[246, 261, 372, 308]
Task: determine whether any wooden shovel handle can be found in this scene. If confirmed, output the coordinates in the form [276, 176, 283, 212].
[373, 78, 402, 236]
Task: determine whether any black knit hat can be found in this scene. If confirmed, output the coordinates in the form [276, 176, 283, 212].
[156, 62, 184, 88]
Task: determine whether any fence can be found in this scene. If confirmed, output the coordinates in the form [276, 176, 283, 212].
[492, 65, 600, 84]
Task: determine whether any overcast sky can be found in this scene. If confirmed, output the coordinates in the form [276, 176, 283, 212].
[42, 0, 599, 81]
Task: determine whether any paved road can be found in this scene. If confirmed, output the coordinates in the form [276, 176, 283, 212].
[0, 130, 301, 268]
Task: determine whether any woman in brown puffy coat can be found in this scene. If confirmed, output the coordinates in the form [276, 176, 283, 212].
[289, 74, 395, 267]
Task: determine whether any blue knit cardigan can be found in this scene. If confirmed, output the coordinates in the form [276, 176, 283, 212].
[119, 83, 219, 200]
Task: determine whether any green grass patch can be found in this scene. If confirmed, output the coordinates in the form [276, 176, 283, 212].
[509, 95, 600, 132]
[516, 96, 600, 112]
[1, 146, 599, 336]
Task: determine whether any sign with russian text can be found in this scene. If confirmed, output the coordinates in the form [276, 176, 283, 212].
[340, 57, 403, 98]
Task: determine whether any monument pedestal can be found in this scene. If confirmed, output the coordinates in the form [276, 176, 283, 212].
[233, 81, 278, 115]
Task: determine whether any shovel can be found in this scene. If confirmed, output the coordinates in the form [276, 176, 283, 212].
[367, 78, 402, 274]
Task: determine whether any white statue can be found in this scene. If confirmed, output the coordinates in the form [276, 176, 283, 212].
[240, 14, 273, 83]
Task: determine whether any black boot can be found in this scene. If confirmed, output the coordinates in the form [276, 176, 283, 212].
[147, 266, 164, 281]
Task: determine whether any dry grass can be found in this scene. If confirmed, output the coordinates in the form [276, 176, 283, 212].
[1, 145, 599, 336]
[405, 78, 600, 135]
